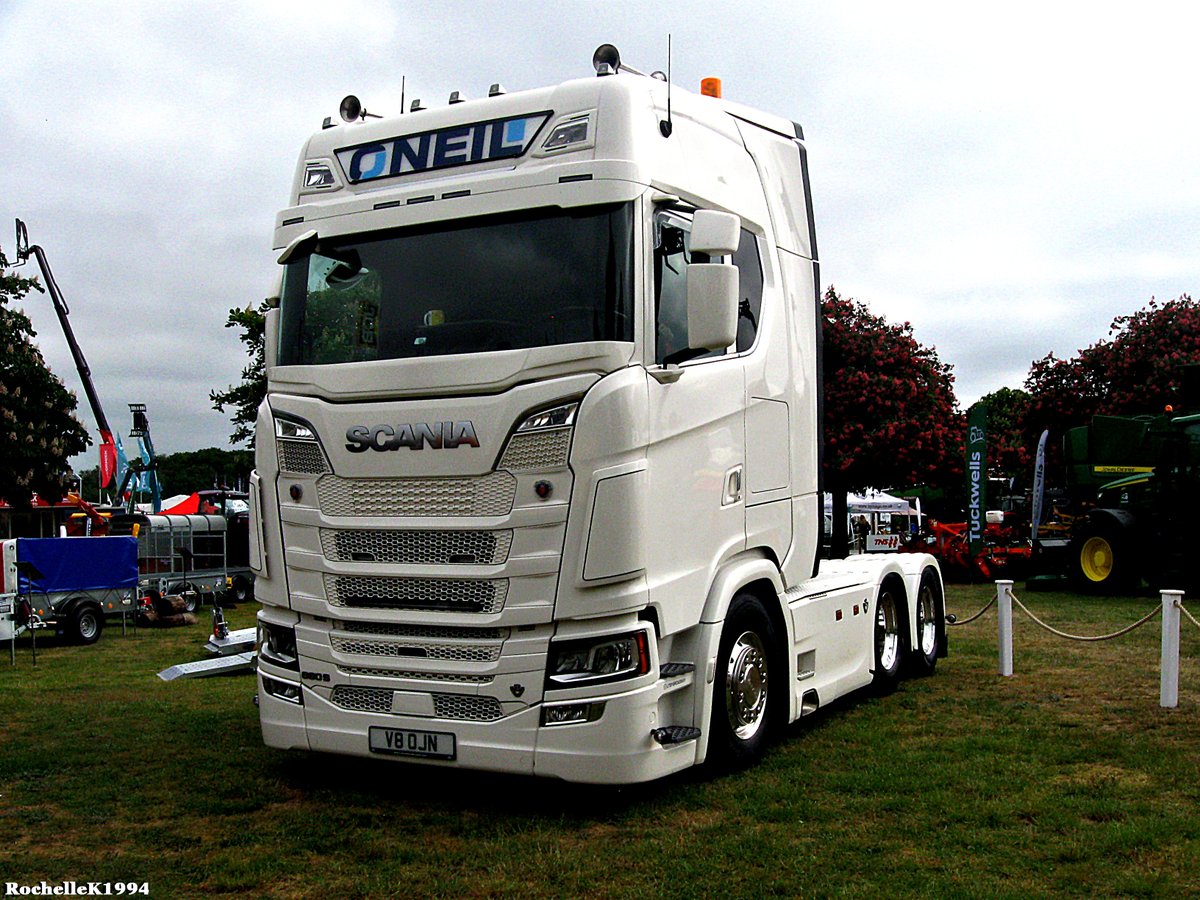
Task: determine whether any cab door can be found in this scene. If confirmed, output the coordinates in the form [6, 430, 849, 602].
[643, 208, 746, 634]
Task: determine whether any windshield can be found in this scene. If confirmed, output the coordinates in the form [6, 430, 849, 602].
[278, 203, 633, 365]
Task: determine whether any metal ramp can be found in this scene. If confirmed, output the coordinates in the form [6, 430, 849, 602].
[157, 650, 256, 681]
[205, 626, 256, 656]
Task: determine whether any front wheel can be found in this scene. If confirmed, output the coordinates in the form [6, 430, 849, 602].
[708, 593, 778, 769]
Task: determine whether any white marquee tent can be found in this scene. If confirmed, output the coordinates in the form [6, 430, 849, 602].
[822, 491, 915, 515]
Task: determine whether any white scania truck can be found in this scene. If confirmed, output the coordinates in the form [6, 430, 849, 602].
[252, 46, 946, 783]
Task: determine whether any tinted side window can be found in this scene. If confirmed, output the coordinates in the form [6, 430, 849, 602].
[653, 212, 762, 364]
[653, 211, 692, 365]
[734, 230, 763, 353]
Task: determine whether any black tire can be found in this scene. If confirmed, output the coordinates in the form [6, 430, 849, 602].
[69, 604, 104, 645]
[908, 567, 943, 677]
[231, 576, 252, 604]
[708, 593, 779, 769]
[171, 583, 200, 614]
[1070, 523, 1134, 594]
[872, 577, 906, 693]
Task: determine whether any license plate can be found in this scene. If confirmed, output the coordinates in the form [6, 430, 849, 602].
[369, 726, 456, 760]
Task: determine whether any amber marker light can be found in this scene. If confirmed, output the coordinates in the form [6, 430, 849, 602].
[700, 77, 722, 98]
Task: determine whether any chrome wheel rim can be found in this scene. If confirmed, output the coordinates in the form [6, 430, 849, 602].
[876, 590, 900, 673]
[726, 630, 768, 740]
[918, 584, 937, 659]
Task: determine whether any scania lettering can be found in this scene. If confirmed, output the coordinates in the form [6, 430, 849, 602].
[344, 421, 480, 452]
[253, 45, 946, 783]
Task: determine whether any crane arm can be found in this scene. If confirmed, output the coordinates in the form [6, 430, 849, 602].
[14, 219, 118, 487]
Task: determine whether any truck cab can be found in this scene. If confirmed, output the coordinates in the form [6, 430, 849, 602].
[252, 48, 944, 783]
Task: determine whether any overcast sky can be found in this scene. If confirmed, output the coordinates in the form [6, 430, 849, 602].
[4, 1, 1199, 477]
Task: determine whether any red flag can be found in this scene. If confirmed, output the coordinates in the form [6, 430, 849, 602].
[99, 430, 117, 488]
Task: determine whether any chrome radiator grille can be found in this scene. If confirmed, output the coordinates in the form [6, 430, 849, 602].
[323, 574, 507, 613]
[320, 528, 513, 565]
[330, 686, 505, 721]
[331, 635, 501, 662]
[433, 694, 504, 721]
[337, 621, 506, 640]
[336, 665, 494, 684]
[316, 472, 516, 517]
[330, 686, 393, 714]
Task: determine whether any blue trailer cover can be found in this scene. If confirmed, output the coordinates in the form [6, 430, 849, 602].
[16, 537, 139, 594]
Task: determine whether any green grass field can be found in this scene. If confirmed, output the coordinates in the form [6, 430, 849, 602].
[1, 584, 1197, 898]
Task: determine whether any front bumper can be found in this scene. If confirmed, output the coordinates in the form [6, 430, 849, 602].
[258, 667, 699, 784]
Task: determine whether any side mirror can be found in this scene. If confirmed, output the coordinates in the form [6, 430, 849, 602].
[686, 264, 738, 352]
[686, 210, 740, 352]
[690, 209, 740, 256]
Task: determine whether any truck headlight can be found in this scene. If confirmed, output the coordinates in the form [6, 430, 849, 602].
[546, 630, 650, 688]
[261, 674, 304, 705]
[258, 621, 299, 670]
[275, 416, 317, 441]
[273, 414, 330, 475]
[500, 402, 578, 471]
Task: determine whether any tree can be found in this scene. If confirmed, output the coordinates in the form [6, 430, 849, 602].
[1025, 295, 1200, 435]
[156, 447, 255, 496]
[0, 247, 91, 505]
[79, 447, 255, 502]
[210, 302, 268, 447]
[822, 287, 962, 555]
[978, 386, 1032, 481]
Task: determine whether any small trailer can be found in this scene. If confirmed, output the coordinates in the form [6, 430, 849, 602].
[1, 536, 138, 644]
[117, 513, 248, 612]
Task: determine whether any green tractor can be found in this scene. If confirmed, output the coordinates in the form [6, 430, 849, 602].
[1069, 411, 1200, 593]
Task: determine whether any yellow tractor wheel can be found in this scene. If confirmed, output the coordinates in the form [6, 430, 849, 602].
[1079, 535, 1116, 584]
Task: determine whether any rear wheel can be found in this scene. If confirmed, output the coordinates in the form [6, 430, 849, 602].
[69, 604, 103, 645]
[708, 593, 778, 769]
[909, 568, 943, 676]
[873, 579, 905, 693]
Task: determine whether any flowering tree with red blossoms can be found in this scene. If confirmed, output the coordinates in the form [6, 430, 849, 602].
[822, 287, 962, 555]
[1024, 295, 1200, 436]
[977, 386, 1032, 480]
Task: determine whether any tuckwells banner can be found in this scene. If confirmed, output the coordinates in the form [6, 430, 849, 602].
[966, 403, 987, 556]
[1031, 429, 1049, 541]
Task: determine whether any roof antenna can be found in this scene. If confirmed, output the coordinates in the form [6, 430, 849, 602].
[401, 75, 406, 115]
[659, 35, 673, 138]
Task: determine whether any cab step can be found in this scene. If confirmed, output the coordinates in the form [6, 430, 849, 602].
[659, 662, 695, 677]
[651, 725, 702, 745]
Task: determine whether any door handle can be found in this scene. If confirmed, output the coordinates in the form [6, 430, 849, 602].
[723, 466, 743, 506]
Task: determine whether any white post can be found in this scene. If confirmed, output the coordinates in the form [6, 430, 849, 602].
[997, 580, 1013, 677]
[1161, 590, 1182, 709]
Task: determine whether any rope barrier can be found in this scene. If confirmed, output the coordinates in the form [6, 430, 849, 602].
[946, 594, 996, 626]
[983, 581, 1187, 706]
[1006, 588, 1161, 642]
[1180, 599, 1200, 632]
